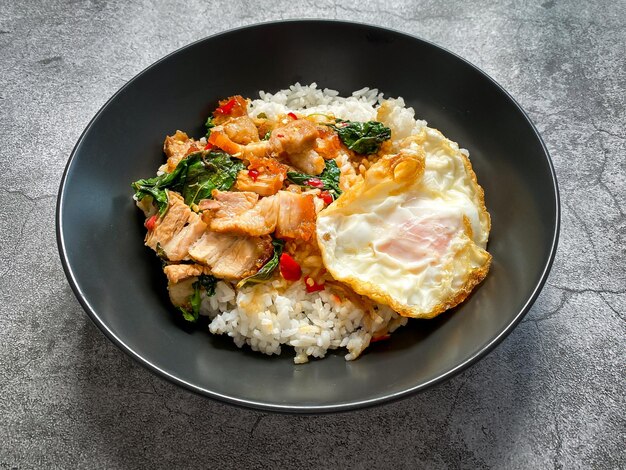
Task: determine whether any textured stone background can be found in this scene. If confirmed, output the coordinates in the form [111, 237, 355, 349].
[1, 0, 624, 468]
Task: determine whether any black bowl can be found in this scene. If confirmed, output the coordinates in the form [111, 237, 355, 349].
[57, 20, 559, 412]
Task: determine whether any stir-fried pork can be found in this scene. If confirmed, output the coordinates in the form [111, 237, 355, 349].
[188, 231, 273, 280]
[206, 190, 315, 240]
[206, 190, 277, 236]
[145, 192, 207, 261]
[163, 264, 211, 307]
[162, 130, 200, 173]
[235, 156, 287, 196]
[223, 116, 259, 144]
[275, 191, 317, 241]
[270, 119, 325, 175]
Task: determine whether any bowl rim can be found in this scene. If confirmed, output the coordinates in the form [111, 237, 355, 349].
[56, 19, 561, 413]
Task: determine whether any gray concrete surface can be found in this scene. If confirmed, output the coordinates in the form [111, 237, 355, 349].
[1, 0, 624, 468]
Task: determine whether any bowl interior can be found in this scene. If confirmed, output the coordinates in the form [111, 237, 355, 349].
[58, 21, 558, 412]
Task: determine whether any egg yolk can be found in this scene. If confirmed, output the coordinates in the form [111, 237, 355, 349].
[376, 216, 458, 264]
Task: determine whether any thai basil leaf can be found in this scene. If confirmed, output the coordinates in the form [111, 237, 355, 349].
[286, 159, 342, 199]
[329, 119, 391, 155]
[197, 274, 218, 296]
[237, 239, 285, 288]
[178, 282, 202, 323]
[155, 243, 168, 261]
[177, 274, 217, 323]
[132, 160, 190, 214]
[205, 116, 215, 138]
[132, 150, 244, 213]
[182, 151, 244, 205]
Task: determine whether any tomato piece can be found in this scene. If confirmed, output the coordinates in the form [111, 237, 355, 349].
[306, 178, 324, 189]
[319, 191, 333, 205]
[144, 215, 158, 231]
[248, 169, 260, 181]
[287, 112, 298, 120]
[279, 253, 302, 281]
[204, 142, 213, 150]
[304, 276, 325, 293]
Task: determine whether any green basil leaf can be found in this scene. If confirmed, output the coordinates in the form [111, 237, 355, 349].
[177, 274, 217, 324]
[329, 119, 391, 155]
[197, 274, 218, 296]
[237, 239, 285, 288]
[182, 151, 244, 205]
[131, 150, 244, 213]
[205, 116, 215, 139]
[286, 159, 342, 199]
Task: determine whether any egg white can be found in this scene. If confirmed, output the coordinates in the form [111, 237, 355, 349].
[317, 127, 491, 319]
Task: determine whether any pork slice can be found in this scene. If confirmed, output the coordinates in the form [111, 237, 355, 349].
[269, 120, 326, 175]
[211, 190, 258, 216]
[145, 191, 206, 261]
[223, 116, 259, 144]
[145, 192, 207, 261]
[188, 231, 273, 280]
[161, 215, 207, 261]
[163, 130, 200, 172]
[235, 157, 287, 197]
[235, 169, 284, 196]
[270, 119, 319, 154]
[209, 195, 279, 236]
[164, 263, 211, 283]
[275, 191, 317, 241]
[163, 264, 212, 307]
[287, 149, 325, 175]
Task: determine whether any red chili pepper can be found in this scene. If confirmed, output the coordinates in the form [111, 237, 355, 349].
[304, 276, 325, 293]
[204, 142, 213, 150]
[248, 169, 260, 181]
[319, 191, 333, 205]
[287, 112, 298, 120]
[144, 215, 158, 231]
[306, 178, 324, 189]
[371, 334, 391, 343]
[279, 253, 302, 281]
[215, 98, 236, 115]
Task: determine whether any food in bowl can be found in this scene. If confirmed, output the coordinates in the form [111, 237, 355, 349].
[131, 84, 491, 363]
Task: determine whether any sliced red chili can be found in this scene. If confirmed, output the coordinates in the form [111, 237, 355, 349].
[144, 215, 158, 231]
[371, 334, 391, 343]
[248, 169, 260, 181]
[287, 112, 298, 120]
[319, 191, 333, 205]
[304, 276, 325, 293]
[306, 178, 324, 189]
[215, 98, 236, 115]
[279, 253, 302, 281]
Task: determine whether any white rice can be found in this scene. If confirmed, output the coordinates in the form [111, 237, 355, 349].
[202, 83, 430, 363]
[202, 281, 407, 364]
[249, 82, 382, 122]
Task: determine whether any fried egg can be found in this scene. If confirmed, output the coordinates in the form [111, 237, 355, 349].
[316, 127, 491, 319]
